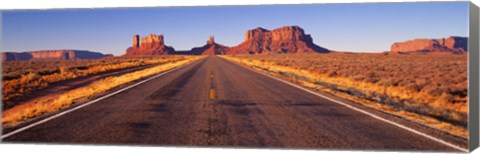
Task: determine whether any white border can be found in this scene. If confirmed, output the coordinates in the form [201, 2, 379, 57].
[0, 0, 472, 10]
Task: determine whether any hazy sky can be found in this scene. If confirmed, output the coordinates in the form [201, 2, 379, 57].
[2, 2, 469, 55]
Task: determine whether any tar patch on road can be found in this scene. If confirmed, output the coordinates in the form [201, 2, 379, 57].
[216, 100, 257, 107]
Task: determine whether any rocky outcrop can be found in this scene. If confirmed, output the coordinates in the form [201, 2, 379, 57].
[190, 36, 230, 55]
[229, 26, 330, 54]
[124, 26, 330, 55]
[391, 36, 467, 54]
[2, 50, 110, 61]
[125, 34, 175, 56]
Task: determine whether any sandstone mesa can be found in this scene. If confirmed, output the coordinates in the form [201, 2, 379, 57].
[229, 26, 330, 54]
[390, 36, 467, 54]
[125, 34, 176, 56]
[2, 50, 111, 61]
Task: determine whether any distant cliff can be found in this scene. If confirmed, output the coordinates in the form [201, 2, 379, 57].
[2, 50, 111, 61]
[391, 36, 467, 54]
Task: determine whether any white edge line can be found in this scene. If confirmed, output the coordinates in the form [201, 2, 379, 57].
[228, 58, 469, 153]
[1, 63, 187, 140]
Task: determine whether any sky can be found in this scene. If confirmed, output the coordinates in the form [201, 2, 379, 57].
[1, 2, 469, 55]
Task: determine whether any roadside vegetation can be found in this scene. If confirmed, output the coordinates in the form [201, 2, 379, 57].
[2, 56, 188, 109]
[2, 56, 204, 127]
[220, 53, 467, 138]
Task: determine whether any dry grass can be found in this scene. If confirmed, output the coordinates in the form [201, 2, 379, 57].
[2, 56, 187, 105]
[220, 53, 468, 138]
[2, 56, 204, 127]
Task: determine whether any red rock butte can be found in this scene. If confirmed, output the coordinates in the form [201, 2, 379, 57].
[229, 26, 330, 54]
[190, 36, 230, 55]
[125, 34, 176, 56]
[390, 36, 467, 54]
[124, 26, 330, 56]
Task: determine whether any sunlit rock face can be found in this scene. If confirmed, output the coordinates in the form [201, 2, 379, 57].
[391, 36, 467, 54]
[190, 36, 230, 55]
[229, 26, 330, 54]
[125, 34, 175, 56]
[2, 50, 109, 61]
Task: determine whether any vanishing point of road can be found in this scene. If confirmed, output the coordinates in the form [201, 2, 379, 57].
[2, 56, 468, 152]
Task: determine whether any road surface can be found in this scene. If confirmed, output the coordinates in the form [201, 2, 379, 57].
[2, 56, 467, 152]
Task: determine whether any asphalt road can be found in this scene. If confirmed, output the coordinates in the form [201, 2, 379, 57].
[2, 56, 468, 152]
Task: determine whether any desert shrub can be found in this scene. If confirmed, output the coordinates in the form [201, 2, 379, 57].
[2, 56, 190, 108]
